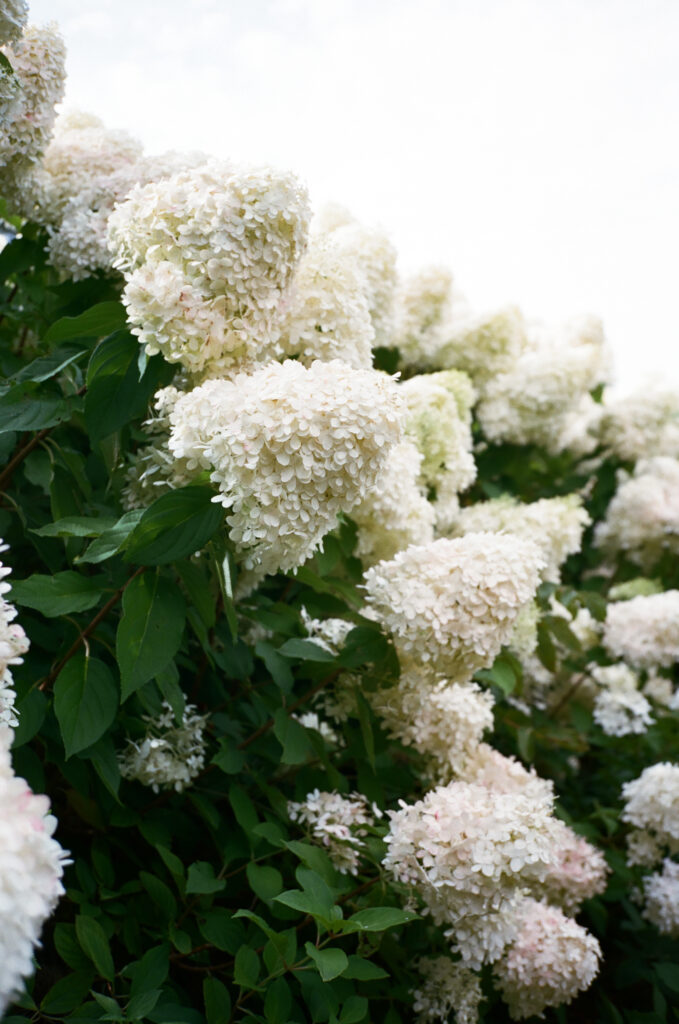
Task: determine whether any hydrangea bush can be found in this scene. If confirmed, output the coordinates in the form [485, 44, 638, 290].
[1, 9, 679, 1023]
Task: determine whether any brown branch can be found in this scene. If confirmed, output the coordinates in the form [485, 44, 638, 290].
[0, 385, 87, 494]
[38, 566, 146, 691]
[0, 427, 51, 492]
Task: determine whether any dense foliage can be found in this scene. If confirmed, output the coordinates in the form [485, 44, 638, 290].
[2, 7, 679, 1024]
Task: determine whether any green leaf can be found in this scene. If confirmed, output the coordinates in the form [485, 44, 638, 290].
[273, 708, 313, 764]
[127, 990, 162, 1019]
[212, 737, 245, 775]
[186, 862, 226, 895]
[476, 653, 517, 696]
[40, 970, 94, 1014]
[537, 621, 557, 672]
[264, 977, 291, 1024]
[339, 907, 418, 933]
[203, 977, 232, 1024]
[656, 963, 679, 993]
[0, 378, 77, 434]
[11, 345, 85, 384]
[44, 302, 127, 343]
[129, 944, 170, 997]
[54, 655, 118, 759]
[75, 915, 115, 981]
[82, 734, 121, 799]
[256, 640, 294, 693]
[278, 637, 335, 662]
[340, 996, 369, 1023]
[11, 570, 108, 616]
[116, 570, 186, 701]
[234, 946, 260, 989]
[140, 871, 177, 918]
[85, 330, 169, 442]
[198, 909, 245, 953]
[246, 862, 283, 900]
[32, 514, 119, 539]
[341, 956, 389, 980]
[125, 486, 223, 566]
[545, 614, 582, 651]
[304, 943, 348, 981]
[355, 690, 375, 769]
[77, 508, 145, 564]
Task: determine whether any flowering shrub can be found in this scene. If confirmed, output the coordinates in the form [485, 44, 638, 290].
[1, 8, 679, 1023]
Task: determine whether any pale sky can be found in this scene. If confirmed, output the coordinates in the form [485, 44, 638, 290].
[30, 0, 679, 392]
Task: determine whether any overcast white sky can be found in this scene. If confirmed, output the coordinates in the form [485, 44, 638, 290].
[30, 0, 679, 391]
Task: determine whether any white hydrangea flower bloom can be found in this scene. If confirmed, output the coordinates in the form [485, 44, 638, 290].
[641, 859, 679, 937]
[109, 161, 311, 375]
[118, 702, 207, 793]
[477, 316, 609, 450]
[0, 0, 28, 46]
[626, 829, 664, 869]
[370, 666, 494, 777]
[394, 267, 455, 368]
[300, 608, 353, 654]
[595, 457, 679, 570]
[288, 789, 376, 875]
[412, 956, 482, 1024]
[351, 441, 435, 567]
[433, 306, 527, 383]
[271, 236, 374, 368]
[493, 898, 601, 1020]
[400, 370, 477, 524]
[0, 23, 66, 206]
[25, 110, 208, 279]
[593, 687, 653, 737]
[0, 727, 68, 1015]
[292, 712, 342, 746]
[604, 591, 679, 669]
[0, 540, 29, 729]
[587, 662, 654, 736]
[382, 780, 558, 966]
[363, 534, 544, 682]
[449, 494, 590, 583]
[169, 359, 403, 578]
[507, 601, 540, 660]
[621, 763, 679, 855]
[599, 388, 679, 462]
[331, 222, 398, 346]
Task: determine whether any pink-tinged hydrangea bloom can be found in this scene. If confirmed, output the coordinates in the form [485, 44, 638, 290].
[0, 727, 68, 1014]
[494, 898, 601, 1020]
[382, 780, 557, 966]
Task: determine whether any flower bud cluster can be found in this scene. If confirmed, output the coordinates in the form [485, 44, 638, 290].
[118, 702, 207, 793]
[412, 956, 482, 1024]
[287, 789, 378, 875]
